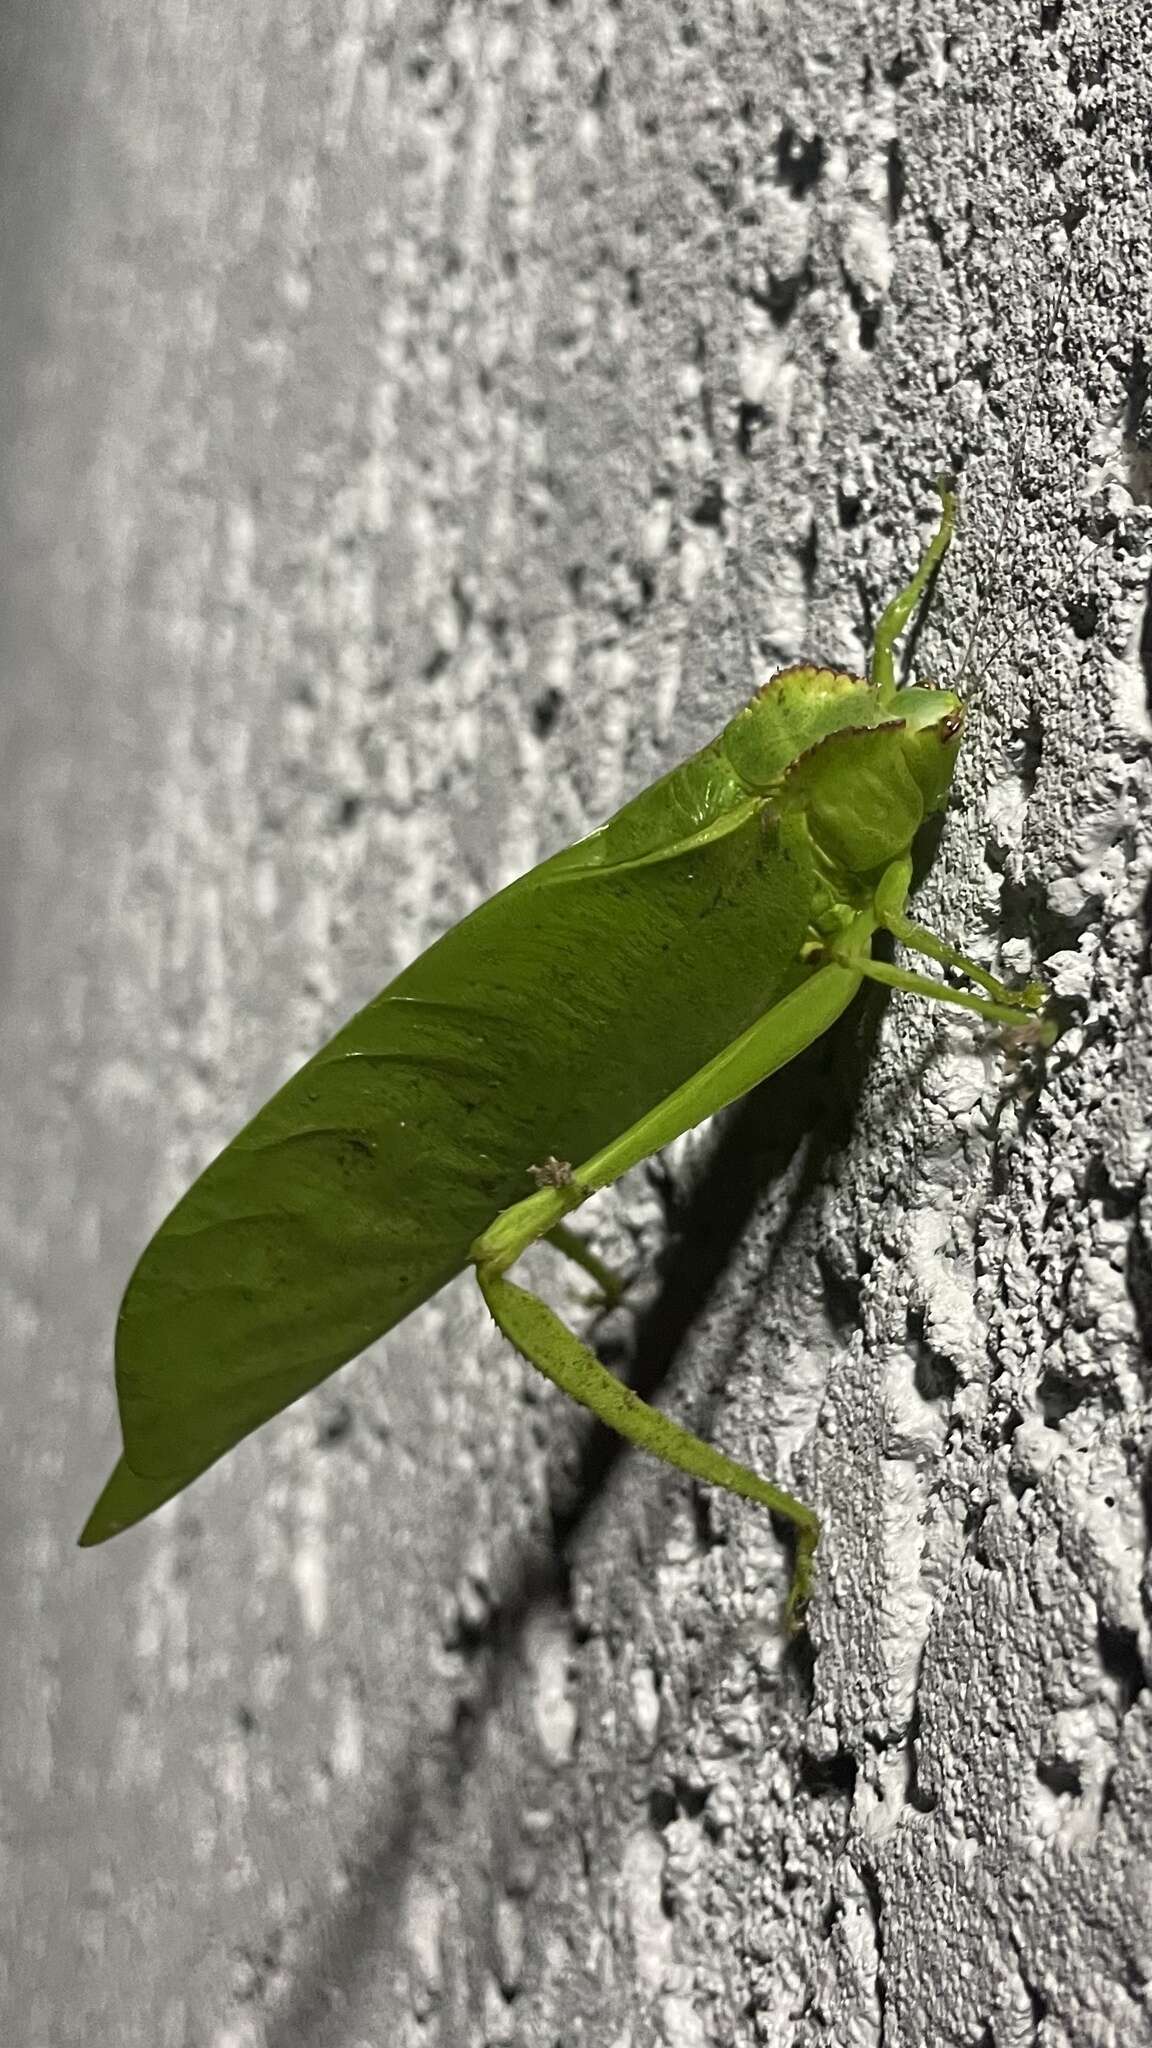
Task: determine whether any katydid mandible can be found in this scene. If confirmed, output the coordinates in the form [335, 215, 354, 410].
[80, 483, 1052, 1623]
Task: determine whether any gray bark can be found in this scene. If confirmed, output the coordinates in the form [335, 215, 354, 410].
[4, 2, 1151, 2044]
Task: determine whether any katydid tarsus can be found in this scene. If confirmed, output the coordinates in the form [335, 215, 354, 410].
[80, 481, 1053, 1625]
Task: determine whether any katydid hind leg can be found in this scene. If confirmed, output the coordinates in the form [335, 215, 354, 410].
[476, 1263, 820, 1627]
[468, 952, 873, 1627]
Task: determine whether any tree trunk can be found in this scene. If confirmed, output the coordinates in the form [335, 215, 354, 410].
[5, 3, 1151, 2044]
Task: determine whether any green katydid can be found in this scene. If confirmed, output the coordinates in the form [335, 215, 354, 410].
[80, 481, 1052, 1624]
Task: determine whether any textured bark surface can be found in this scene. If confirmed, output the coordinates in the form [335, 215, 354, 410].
[4, 4, 1152, 2045]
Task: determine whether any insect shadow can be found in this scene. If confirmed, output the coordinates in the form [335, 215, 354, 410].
[1139, 556, 1152, 728]
[259, 973, 910, 2048]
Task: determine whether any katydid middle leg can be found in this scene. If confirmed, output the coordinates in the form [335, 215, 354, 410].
[545, 1222, 627, 1307]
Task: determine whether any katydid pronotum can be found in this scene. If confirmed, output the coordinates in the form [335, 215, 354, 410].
[80, 481, 1054, 1625]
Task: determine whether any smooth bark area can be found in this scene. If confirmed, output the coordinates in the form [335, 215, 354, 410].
[4, 4, 1151, 2044]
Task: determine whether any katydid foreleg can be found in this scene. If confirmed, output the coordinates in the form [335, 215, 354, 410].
[872, 856, 1049, 1013]
[829, 951, 1053, 1035]
[854, 857, 1053, 1033]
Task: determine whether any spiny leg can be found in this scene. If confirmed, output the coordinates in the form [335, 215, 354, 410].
[871, 479, 956, 703]
[476, 1263, 820, 1629]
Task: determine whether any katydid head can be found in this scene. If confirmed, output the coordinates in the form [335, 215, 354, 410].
[765, 697, 964, 880]
[893, 687, 965, 814]
[720, 484, 968, 880]
[724, 659, 963, 807]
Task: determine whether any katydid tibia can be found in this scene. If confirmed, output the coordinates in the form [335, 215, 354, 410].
[80, 482, 1053, 1626]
